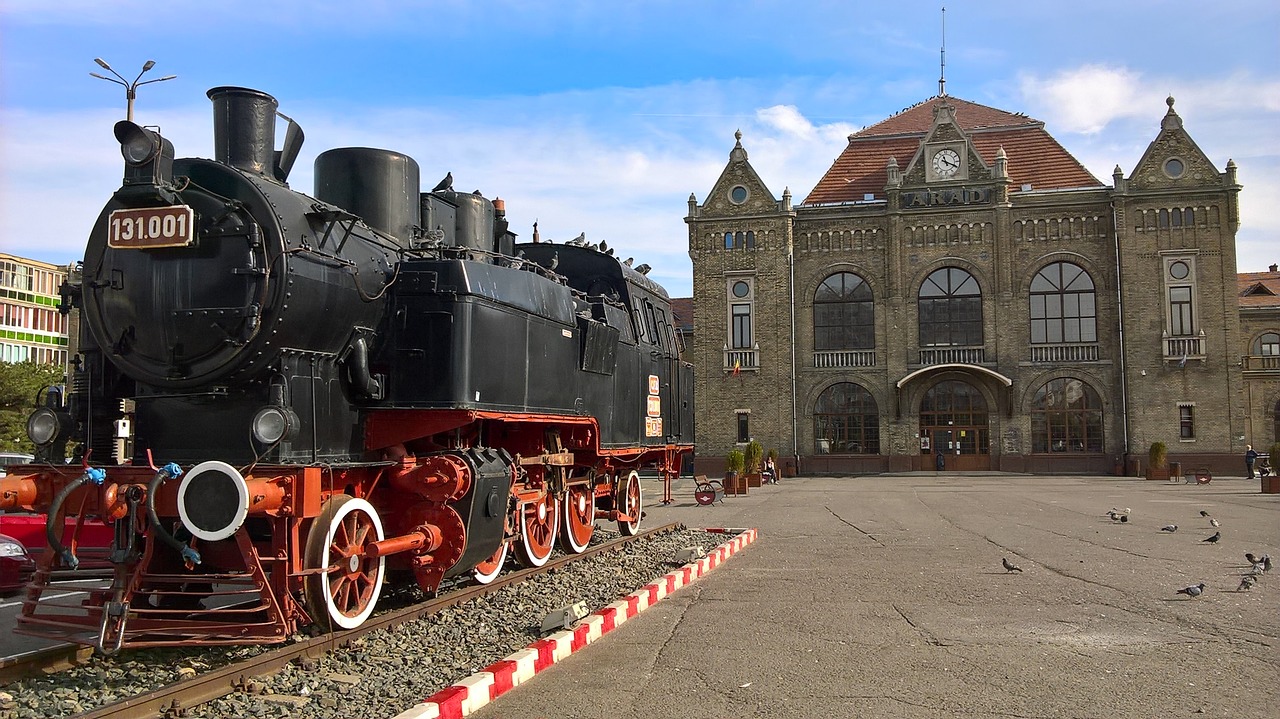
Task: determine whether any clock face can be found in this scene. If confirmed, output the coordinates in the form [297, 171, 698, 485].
[932, 148, 961, 179]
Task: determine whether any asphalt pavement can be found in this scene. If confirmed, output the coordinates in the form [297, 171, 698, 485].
[468, 473, 1280, 719]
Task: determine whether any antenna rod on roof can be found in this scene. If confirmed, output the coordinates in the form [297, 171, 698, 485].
[939, 6, 947, 97]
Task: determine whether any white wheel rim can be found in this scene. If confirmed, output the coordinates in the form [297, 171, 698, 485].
[320, 497, 385, 629]
[519, 496, 559, 567]
[619, 470, 642, 535]
[473, 542, 508, 584]
[561, 488, 594, 554]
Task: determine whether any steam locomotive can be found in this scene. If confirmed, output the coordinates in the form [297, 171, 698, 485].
[2, 87, 693, 651]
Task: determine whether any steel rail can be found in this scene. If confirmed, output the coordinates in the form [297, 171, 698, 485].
[67, 521, 683, 719]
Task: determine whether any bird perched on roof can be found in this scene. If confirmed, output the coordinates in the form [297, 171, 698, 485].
[431, 171, 453, 192]
[1002, 557, 1023, 573]
[1176, 582, 1206, 598]
[1209, 518, 1220, 527]
[1237, 575, 1256, 592]
[623, 257, 634, 267]
[1161, 524, 1178, 533]
[547, 251, 559, 271]
[634, 263, 652, 275]
[1202, 531, 1221, 544]
[568, 232, 586, 246]
[1199, 510, 1211, 517]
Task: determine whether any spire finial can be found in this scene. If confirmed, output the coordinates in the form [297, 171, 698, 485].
[938, 6, 947, 97]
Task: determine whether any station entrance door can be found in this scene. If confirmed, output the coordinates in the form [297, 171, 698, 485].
[919, 379, 990, 471]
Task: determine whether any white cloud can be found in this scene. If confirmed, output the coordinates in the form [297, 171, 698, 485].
[1017, 65, 1151, 135]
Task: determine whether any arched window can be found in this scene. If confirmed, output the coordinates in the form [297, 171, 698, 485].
[814, 272, 874, 350]
[1030, 378, 1103, 453]
[814, 383, 880, 454]
[1030, 262, 1097, 343]
[919, 267, 982, 347]
[1253, 332, 1280, 356]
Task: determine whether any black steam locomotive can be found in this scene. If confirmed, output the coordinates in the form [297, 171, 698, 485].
[3, 87, 693, 650]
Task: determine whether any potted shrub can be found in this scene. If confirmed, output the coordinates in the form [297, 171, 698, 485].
[1264, 442, 1280, 493]
[744, 440, 764, 488]
[1147, 441, 1168, 481]
[725, 449, 746, 495]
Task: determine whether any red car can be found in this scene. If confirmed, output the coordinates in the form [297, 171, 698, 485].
[0, 532, 36, 594]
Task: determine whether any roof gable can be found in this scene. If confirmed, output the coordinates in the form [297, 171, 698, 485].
[1128, 96, 1222, 190]
[699, 131, 780, 217]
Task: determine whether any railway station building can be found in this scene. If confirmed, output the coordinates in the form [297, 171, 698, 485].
[686, 94, 1280, 476]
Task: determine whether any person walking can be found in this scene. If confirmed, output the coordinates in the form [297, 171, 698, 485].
[1245, 444, 1259, 479]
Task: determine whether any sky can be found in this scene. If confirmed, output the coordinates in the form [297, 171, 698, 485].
[1, 1, 1277, 298]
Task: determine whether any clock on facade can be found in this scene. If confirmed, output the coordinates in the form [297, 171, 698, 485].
[931, 148, 961, 179]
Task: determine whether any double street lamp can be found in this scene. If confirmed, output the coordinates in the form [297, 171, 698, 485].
[90, 58, 175, 122]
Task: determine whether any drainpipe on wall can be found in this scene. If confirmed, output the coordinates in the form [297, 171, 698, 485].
[789, 246, 799, 471]
[1111, 200, 1131, 463]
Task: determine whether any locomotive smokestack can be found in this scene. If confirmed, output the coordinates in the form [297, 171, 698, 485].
[207, 87, 278, 176]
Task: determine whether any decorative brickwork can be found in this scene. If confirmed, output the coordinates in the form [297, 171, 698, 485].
[688, 96, 1259, 477]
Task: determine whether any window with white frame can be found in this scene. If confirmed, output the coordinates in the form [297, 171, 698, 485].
[727, 277, 754, 349]
[1178, 402, 1195, 440]
[1164, 256, 1197, 337]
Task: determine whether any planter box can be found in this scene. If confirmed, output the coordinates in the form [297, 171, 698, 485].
[1146, 467, 1169, 481]
[746, 472, 763, 488]
[724, 473, 747, 495]
[1262, 475, 1280, 494]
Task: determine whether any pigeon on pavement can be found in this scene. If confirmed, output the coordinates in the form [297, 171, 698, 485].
[1176, 583, 1206, 598]
[1209, 518, 1220, 527]
[1263, 555, 1273, 572]
[1202, 532, 1221, 544]
[1002, 557, 1023, 573]
[1161, 524, 1178, 532]
[1237, 575, 1256, 592]
[1200, 510, 1211, 517]
[1246, 552, 1261, 565]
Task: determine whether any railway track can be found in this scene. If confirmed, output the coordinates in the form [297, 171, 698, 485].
[3, 522, 686, 719]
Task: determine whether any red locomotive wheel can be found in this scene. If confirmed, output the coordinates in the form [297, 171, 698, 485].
[304, 496, 386, 631]
[560, 485, 596, 554]
[616, 470, 642, 536]
[472, 541, 509, 584]
[516, 491, 559, 567]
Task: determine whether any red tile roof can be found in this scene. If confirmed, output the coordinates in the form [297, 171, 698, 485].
[1239, 268, 1280, 309]
[804, 96, 1104, 205]
[669, 297, 694, 332]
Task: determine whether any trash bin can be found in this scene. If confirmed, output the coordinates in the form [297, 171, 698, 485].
[1169, 462, 1182, 480]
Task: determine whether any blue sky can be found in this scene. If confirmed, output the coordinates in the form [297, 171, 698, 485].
[2, 1, 1277, 298]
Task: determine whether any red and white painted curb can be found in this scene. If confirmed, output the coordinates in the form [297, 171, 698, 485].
[391, 527, 758, 719]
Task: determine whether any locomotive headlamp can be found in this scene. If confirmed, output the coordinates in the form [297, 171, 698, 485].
[113, 120, 175, 187]
[26, 407, 62, 446]
[115, 121, 163, 165]
[252, 405, 298, 445]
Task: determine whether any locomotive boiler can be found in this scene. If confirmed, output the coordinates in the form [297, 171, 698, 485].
[2, 87, 693, 651]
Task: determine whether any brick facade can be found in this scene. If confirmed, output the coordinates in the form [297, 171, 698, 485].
[687, 97, 1267, 477]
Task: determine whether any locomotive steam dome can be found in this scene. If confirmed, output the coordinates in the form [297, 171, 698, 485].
[81, 87, 397, 389]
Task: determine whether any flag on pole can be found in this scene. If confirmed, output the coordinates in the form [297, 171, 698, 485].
[1178, 353, 1188, 368]
[732, 359, 741, 376]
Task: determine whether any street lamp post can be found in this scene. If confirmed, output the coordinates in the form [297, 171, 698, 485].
[90, 58, 176, 122]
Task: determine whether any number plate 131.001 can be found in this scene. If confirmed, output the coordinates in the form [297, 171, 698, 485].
[108, 206, 196, 249]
